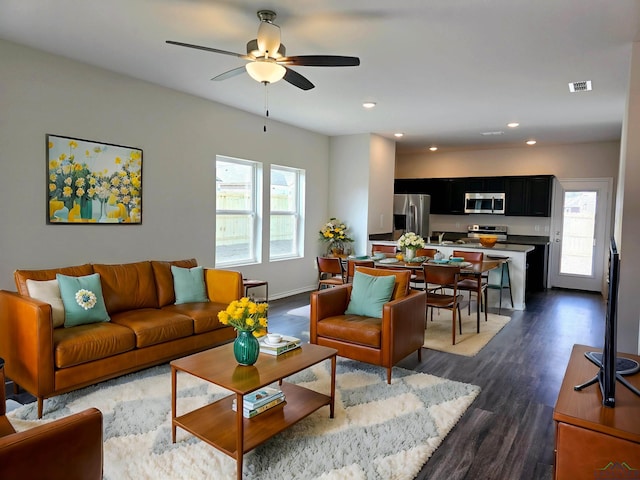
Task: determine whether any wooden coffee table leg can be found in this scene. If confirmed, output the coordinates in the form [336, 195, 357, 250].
[236, 393, 244, 480]
[330, 355, 336, 418]
[171, 367, 177, 443]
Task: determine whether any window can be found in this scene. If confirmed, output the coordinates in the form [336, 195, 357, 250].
[270, 165, 305, 260]
[215, 156, 262, 266]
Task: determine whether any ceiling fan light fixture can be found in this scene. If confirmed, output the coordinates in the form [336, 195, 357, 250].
[246, 61, 286, 84]
[257, 19, 281, 56]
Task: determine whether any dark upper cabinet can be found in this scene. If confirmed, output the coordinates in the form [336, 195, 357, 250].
[394, 178, 424, 194]
[505, 175, 553, 217]
[448, 179, 467, 214]
[395, 175, 553, 217]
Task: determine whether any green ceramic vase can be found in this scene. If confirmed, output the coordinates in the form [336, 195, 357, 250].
[233, 330, 260, 366]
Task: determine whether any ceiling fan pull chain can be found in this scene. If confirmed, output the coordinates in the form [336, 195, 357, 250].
[263, 81, 269, 133]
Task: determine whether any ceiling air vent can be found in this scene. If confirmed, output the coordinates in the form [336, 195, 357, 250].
[568, 80, 592, 93]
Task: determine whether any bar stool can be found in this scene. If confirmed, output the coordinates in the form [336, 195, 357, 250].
[487, 257, 513, 314]
[243, 279, 268, 302]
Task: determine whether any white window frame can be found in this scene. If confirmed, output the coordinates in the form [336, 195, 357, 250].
[215, 156, 262, 267]
[269, 165, 305, 261]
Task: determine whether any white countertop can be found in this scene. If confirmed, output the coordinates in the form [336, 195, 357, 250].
[371, 240, 534, 254]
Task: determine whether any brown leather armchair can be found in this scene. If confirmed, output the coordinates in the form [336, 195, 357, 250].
[0, 361, 103, 480]
[310, 267, 426, 384]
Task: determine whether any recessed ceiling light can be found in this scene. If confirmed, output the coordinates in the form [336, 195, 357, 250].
[429, 146, 438, 151]
[526, 140, 537, 145]
[362, 102, 376, 109]
[394, 133, 404, 138]
[481, 131, 504, 136]
[507, 122, 520, 128]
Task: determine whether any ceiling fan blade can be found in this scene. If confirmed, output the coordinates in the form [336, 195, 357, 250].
[211, 66, 247, 81]
[279, 55, 360, 67]
[283, 68, 314, 91]
[166, 40, 251, 60]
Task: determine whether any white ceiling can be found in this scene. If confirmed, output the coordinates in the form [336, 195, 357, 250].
[2, 0, 640, 151]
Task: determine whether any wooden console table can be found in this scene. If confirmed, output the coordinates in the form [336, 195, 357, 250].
[553, 344, 640, 479]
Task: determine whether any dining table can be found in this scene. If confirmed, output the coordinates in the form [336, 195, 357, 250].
[372, 257, 505, 324]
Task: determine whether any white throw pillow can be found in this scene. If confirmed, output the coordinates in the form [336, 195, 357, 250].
[26, 279, 65, 328]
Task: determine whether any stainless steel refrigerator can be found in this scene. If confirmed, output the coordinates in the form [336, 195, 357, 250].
[393, 194, 431, 240]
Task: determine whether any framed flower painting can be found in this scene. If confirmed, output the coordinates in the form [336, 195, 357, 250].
[46, 134, 142, 224]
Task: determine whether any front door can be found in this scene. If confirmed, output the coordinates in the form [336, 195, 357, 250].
[548, 178, 612, 292]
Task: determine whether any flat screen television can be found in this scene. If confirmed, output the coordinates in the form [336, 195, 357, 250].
[575, 237, 640, 406]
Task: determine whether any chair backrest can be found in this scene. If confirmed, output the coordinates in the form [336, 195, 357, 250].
[371, 243, 397, 256]
[317, 257, 344, 276]
[452, 250, 484, 262]
[416, 248, 438, 258]
[355, 266, 410, 300]
[423, 264, 461, 290]
[346, 259, 375, 282]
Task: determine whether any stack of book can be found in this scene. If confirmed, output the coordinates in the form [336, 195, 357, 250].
[259, 335, 302, 356]
[232, 386, 285, 418]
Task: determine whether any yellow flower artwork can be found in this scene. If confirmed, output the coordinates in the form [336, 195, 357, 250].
[46, 134, 143, 224]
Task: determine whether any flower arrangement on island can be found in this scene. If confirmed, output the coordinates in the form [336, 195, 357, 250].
[319, 218, 354, 254]
[217, 297, 268, 336]
[397, 231, 425, 251]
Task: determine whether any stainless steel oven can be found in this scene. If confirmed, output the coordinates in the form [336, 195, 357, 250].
[464, 192, 506, 214]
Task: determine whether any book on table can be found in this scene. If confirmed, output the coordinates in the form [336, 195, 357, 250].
[232, 395, 286, 418]
[239, 386, 284, 410]
[259, 335, 302, 356]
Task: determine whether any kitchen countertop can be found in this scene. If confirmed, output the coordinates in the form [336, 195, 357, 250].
[369, 232, 550, 246]
[369, 238, 534, 253]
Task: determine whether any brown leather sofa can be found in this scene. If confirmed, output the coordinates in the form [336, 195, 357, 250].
[0, 360, 104, 479]
[0, 259, 242, 418]
[310, 266, 426, 383]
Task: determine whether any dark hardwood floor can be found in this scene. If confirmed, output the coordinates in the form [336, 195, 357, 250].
[4, 288, 606, 479]
[266, 288, 606, 480]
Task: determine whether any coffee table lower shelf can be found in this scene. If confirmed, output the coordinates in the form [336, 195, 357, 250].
[173, 382, 330, 456]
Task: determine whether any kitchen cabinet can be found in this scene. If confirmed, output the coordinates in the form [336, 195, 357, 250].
[505, 175, 553, 217]
[395, 175, 553, 217]
[525, 243, 549, 294]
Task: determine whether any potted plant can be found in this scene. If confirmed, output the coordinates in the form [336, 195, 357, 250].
[319, 218, 354, 255]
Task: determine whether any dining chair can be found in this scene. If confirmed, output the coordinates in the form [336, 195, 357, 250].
[411, 248, 438, 290]
[452, 250, 488, 323]
[371, 243, 397, 257]
[423, 264, 466, 345]
[346, 259, 375, 283]
[316, 257, 346, 290]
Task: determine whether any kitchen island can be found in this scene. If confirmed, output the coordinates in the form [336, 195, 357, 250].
[367, 240, 534, 310]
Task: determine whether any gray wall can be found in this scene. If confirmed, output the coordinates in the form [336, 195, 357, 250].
[0, 39, 330, 297]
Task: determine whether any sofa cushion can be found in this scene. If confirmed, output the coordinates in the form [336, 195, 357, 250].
[345, 272, 395, 319]
[151, 259, 198, 307]
[171, 265, 209, 304]
[353, 266, 410, 300]
[26, 278, 65, 328]
[162, 301, 229, 334]
[14, 264, 94, 296]
[316, 314, 382, 348]
[93, 261, 159, 314]
[109, 309, 193, 348]
[53, 322, 136, 369]
[57, 273, 111, 327]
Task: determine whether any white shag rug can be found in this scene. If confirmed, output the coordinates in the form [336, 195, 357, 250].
[8, 358, 480, 480]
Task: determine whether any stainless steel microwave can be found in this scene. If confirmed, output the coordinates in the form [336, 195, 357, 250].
[464, 193, 506, 214]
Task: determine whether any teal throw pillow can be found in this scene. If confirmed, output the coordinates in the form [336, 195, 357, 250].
[171, 265, 209, 304]
[345, 272, 396, 318]
[56, 273, 110, 327]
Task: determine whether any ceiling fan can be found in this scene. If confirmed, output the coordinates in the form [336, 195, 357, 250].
[166, 10, 360, 91]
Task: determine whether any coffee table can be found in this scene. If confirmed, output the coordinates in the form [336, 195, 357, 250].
[171, 342, 337, 480]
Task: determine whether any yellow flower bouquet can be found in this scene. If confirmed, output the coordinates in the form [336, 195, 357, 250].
[218, 297, 268, 336]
